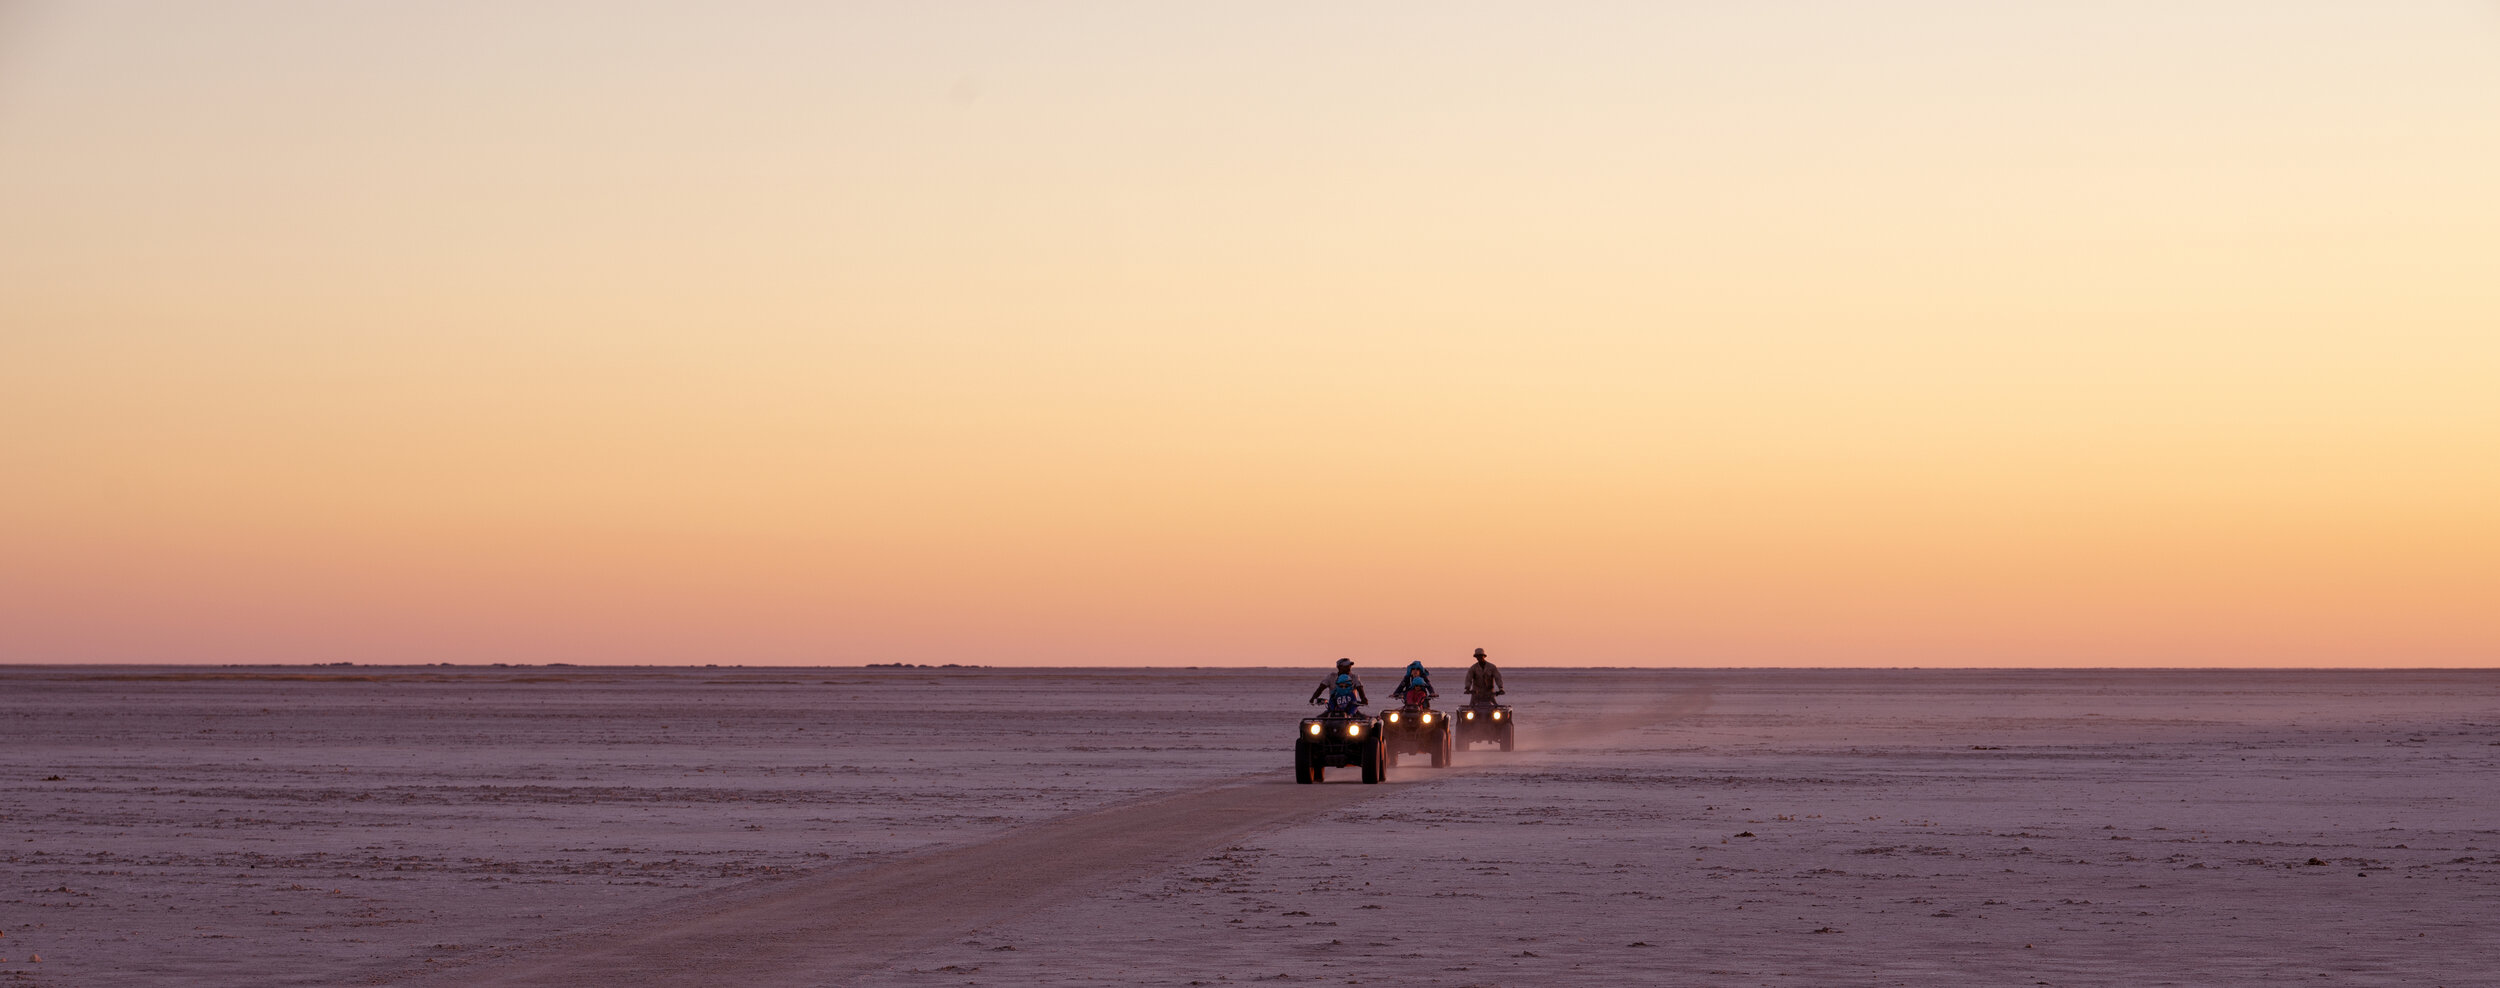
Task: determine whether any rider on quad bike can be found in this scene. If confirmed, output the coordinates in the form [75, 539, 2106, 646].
[1297, 659, 1387, 783]
[1456, 647, 1515, 750]
[1380, 659, 1454, 767]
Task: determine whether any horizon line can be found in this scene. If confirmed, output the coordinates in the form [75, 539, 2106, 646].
[3, 662, 2493, 673]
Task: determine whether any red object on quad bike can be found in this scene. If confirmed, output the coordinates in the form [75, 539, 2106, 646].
[1403, 687, 1430, 707]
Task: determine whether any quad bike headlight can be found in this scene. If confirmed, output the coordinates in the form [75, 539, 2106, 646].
[1306, 723, 1322, 736]
[1347, 724, 1362, 737]
[1420, 713, 1433, 724]
[1463, 710, 1475, 720]
[1387, 712, 1400, 722]
[1492, 710, 1504, 720]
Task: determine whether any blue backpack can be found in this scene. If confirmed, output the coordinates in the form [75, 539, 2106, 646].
[1328, 673, 1361, 713]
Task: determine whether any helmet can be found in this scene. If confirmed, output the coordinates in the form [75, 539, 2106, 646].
[1336, 658, 1354, 670]
[1473, 648, 1487, 659]
[1407, 661, 1425, 670]
[1337, 673, 1354, 685]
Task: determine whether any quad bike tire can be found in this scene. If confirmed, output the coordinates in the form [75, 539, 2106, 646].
[1295, 745, 1315, 784]
[1361, 739, 1384, 784]
[1499, 723, 1515, 752]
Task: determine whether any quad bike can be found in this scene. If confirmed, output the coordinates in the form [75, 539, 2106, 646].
[1454, 693, 1515, 751]
[1295, 699, 1385, 784]
[1379, 687, 1455, 767]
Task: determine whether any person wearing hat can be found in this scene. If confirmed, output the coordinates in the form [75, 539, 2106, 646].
[1308, 658, 1369, 711]
[1463, 648, 1504, 707]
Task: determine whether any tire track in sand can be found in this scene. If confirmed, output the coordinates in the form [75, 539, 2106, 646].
[418, 779, 1393, 987]
[421, 685, 1714, 987]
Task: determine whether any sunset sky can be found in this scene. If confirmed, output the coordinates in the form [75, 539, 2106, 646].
[4, 2, 2495, 666]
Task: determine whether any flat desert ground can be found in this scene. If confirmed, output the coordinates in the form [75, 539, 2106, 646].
[4, 667, 2496, 986]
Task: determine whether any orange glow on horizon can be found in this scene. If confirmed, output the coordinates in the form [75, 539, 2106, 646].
[4, 3, 2496, 666]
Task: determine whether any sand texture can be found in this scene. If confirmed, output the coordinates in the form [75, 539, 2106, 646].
[4, 666, 2497, 986]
